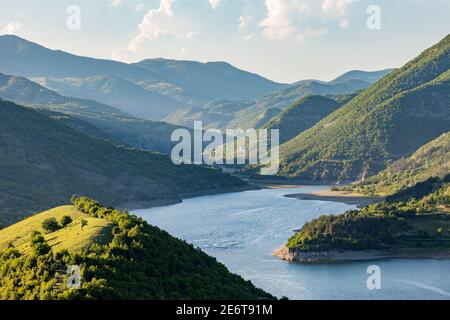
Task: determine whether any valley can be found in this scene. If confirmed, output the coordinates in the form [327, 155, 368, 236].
[0, 31, 448, 301]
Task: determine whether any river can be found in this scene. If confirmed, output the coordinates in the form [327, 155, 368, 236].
[133, 186, 450, 300]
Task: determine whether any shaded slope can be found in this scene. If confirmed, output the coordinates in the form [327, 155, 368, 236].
[0, 72, 182, 154]
[0, 100, 246, 225]
[354, 132, 450, 195]
[262, 95, 340, 144]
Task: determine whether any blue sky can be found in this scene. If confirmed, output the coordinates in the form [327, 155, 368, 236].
[0, 0, 449, 83]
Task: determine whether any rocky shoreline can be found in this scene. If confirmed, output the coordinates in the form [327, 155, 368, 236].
[273, 246, 450, 263]
[285, 190, 383, 207]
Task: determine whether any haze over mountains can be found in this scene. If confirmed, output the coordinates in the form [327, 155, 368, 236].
[0, 35, 286, 120]
[0, 71, 185, 154]
[166, 69, 393, 129]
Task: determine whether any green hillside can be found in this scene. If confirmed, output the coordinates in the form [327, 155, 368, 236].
[262, 95, 340, 144]
[164, 70, 391, 130]
[0, 100, 246, 226]
[0, 206, 111, 254]
[353, 132, 450, 195]
[286, 181, 450, 256]
[226, 70, 392, 130]
[0, 197, 272, 300]
[278, 35, 450, 181]
[0, 72, 182, 154]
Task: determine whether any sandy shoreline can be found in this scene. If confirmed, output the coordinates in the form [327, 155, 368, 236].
[285, 190, 384, 207]
[120, 185, 259, 211]
[273, 246, 450, 263]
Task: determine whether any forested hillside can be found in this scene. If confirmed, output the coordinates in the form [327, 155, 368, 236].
[262, 95, 340, 144]
[353, 132, 450, 195]
[278, 35, 450, 181]
[0, 100, 245, 226]
[0, 197, 272, 299]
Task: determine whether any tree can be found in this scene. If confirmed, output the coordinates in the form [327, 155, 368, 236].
[30, 231, 51, 255]
[59, 216, 73, 228]
[41, 218, 60, 233]
[81, 219, 88, 231]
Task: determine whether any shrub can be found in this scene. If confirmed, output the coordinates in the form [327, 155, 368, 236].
[29, 231, 51, 255]
[59, 216, 73, 228]
[80, 219, 88, 230]
[41, 218, 60, 233]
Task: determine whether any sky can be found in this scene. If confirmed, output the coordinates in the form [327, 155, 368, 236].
[0, 0, 449, 83]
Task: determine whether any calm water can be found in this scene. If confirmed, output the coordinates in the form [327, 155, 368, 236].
[134, 186, 450, 300]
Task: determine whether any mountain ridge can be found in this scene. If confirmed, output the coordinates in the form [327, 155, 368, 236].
[0, 35, 285, 120]
[277, 34, 450, 181]
[0, 99, 246, 226]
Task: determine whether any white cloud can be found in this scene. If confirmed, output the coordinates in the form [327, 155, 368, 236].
[322, 0, 353, 15]
[1, 21, 23, 35]
[112, 0, 244, 62]
[259, 0, 308, 40]
[259, 0, 355, 40]
[259, 0, 289, 40]
[126, 0, 192, 52]
[109, 0, 122, 7]
[209, 0, 221, 9]
[238, 16, 252, 30]
[112, 0, 216, 62]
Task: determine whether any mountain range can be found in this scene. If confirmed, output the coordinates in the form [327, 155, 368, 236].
[0, 71, 184, 154]
[277, 34, 450, 182]
[165, 69, 393, 129]
[0, 99, 246, 226]
[0, 35, 285, 120]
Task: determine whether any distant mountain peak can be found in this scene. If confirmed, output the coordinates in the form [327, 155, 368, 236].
[330, 69, 395, 84]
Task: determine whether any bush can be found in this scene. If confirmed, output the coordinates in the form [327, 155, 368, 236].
[41, 218, 60, 233]
[29, 231, 51, 255]
[59, 216, 73, 228]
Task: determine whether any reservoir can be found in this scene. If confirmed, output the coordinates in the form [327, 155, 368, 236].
[134, 186, 450, 300]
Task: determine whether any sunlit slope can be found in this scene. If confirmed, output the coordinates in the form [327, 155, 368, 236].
[0, 198, 273, 300]
[0, 205, 111, 254]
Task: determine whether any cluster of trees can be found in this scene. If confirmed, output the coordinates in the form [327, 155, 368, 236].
[41, 216, 73, 233]
[286, 210, 409, 252]
[288, 181, 450, 252]
[0, 196, 272, 300]
[386, 175, 450, 204]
